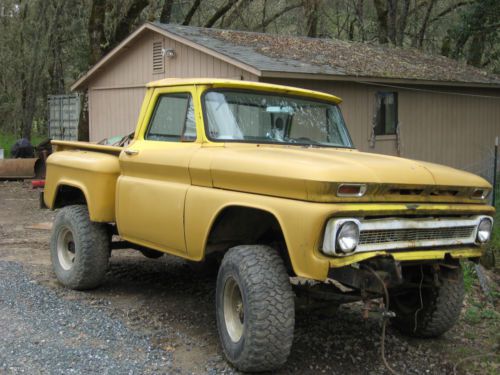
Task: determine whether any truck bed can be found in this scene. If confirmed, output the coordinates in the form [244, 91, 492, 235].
[51, 140, 123, 156]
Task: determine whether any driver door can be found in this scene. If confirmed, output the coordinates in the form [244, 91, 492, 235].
[116, 86, 200, 256]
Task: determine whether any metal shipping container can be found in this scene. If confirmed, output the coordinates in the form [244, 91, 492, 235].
[48, 94, 80, 141]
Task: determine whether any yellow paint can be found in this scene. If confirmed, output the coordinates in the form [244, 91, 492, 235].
[44, 79, 494, 281]
[117, 85, 201, 253]
[327, 248, 484, 268]
[44, 151, 120, 222]
[146, 78, 343, 104]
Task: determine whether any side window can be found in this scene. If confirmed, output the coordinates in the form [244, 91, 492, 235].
[145, 93, 196, 142]
[374, 92, 398, 136]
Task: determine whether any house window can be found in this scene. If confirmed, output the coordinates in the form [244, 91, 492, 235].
[145, 93, 196, 142]
[375, 92, 398, 136]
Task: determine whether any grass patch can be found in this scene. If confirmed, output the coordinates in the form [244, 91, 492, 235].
[0, 133, 46, 158]
[485, 197, 500, 266]
[462, 261, 477, 293]
[464, 302, 500, 325]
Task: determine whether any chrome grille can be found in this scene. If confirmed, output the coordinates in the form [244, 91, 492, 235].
[359, 226, 476, 245]
[322, 215, 492, 256]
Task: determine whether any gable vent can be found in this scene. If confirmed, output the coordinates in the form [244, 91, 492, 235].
[152, 41, 165, 74]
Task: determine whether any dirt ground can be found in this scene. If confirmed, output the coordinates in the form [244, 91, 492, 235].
[0, 181, 498, 374]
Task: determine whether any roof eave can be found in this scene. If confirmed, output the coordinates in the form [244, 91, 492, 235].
[260, 70, 500, 89]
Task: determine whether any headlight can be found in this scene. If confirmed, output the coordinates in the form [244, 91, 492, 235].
[336, 221, 360, 253]
[322, 218, 361, 255]
[476, 218, 493, 243]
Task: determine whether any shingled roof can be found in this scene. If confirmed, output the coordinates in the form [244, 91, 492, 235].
[72, 22, 500, 91]
[155, 23, 500, 87]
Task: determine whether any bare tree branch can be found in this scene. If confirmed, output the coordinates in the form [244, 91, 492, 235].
[252, 2, 302, 31]
[416, 0, 437, 48]
[429, 0, 473, 24]
[221, 0, 252, 28]
[204, 0, 239, 28]
[182, 0, 202, 25]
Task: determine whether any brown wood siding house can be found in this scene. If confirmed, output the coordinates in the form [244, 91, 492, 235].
[72, 22, 500, 176]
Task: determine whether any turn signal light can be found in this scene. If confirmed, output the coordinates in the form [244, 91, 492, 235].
[471, 188, 490, 200]
[337, 184, 367, 197]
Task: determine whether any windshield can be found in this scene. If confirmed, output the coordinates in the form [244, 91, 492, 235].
[203, 90, 353, 148]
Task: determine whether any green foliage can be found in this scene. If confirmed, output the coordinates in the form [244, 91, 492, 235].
[0, 0, 498, 139]
[0, 133, 46, 158]
[0, 0, 88, 139]
[483, 196, 500, 267]
[462, 261, 477, 293]
[464, 302, 500, 325]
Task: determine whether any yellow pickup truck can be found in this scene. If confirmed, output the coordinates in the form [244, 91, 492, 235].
[44, 78, 494, 372]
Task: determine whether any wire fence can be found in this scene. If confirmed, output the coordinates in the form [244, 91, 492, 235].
[457, 143, 499, 208]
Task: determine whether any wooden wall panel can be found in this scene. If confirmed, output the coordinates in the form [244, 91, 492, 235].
[87, 31, 258, 140]
[89, 87, 146, 142]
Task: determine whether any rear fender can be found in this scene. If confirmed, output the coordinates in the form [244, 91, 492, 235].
[44, 151, 120, 222]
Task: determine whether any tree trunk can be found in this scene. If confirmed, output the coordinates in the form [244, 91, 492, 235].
[304, 0, 320, 38]
[354, 0, 366, 41]
[396, 0, 410, 46]
[467, 32, 486, 67]
[18, 0, 49, 141]
[108, 0, 150, 53]
[387, 0, 397, 44]
[160, 0, 174, 23]
[88, 0, 107, 66]
[373, 0, 388, 44]
[47, 0, 65, 95]
[78, 92, 89, 141]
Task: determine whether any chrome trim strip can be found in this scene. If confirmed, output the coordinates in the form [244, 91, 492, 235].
[323, 215, 493, 256]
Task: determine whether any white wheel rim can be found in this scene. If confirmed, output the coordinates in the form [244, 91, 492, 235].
[57, 226, 76, 271]
[223, 277, 244, 342]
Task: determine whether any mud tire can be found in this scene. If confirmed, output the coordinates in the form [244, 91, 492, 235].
[216, 245, 295, 372]
[50, 205, 110, 290]
[390, 265, 464, 338]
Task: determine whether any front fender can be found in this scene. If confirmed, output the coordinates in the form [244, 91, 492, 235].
[184, 186, 331, 280]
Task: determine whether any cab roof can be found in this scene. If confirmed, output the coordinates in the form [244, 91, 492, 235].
[146, 78, 342, 103]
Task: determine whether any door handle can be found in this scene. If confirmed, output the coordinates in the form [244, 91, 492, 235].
[124, 149, 139, 156]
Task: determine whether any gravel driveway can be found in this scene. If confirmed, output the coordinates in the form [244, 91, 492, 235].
[0, 181, 496, 374]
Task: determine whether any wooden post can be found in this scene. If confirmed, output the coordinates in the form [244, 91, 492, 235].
[493, 137, 498, 206]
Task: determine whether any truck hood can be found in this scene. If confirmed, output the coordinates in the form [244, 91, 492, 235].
[209, 144, 491, 203]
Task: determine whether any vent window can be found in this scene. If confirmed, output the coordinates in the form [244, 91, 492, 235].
[152, 41, 164, 74]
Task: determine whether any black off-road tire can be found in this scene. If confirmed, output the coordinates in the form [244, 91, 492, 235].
[390, 265, 464, 338]
[216, 245, 295, 372]
[50, 205, 110, 290]
[139, 248, 164, 259]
